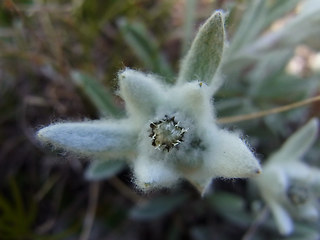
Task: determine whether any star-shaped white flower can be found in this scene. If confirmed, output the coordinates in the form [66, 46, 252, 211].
[37, 11, 261, 195]
[254, 118, 320, 235]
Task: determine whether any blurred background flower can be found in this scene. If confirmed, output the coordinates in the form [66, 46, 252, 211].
[254, 119, 320, 236]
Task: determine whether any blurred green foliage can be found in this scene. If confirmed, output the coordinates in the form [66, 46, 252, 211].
[118, 18, 174, 81]
[1, 0, 320, 239]
[0, 178, 37, 239]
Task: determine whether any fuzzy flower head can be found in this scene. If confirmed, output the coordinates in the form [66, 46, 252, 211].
[254, 118, 320, 235]
[37, 11, 261, 195]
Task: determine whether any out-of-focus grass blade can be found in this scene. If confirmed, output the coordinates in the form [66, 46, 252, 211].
[248, 50, 293, 81]
[181, 0, 196, 56]
[228, 0, 266, 54]
[74, 0, 132, 23]
[118, 18, 174, 82]
[71, 71, 123, 118]
[263, 0, 300, 29]
[9, 178, 29, 233]
[242, 0, 320, 57]
[74, 0, 134, 32]
[227, 0, 300, 56]
[130, 194, 188, 220]
[247, 49, 293, 96]
[0, 178, 38, 238]
[85, 159, 126, 181]
[32, 223, 79, 240]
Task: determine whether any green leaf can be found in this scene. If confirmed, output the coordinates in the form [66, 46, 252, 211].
[130, 194, 188, 220]
[247, 50, 294, 96]
[248, 49, 293, 82]
[85, 159, 126, 181]
[71, 71, 123, 118]
[118, 18, 174, 82]
[253, 75, 316, 100]
[207, 192, 253, 227]
[269, 118, 319, 163]
[177, 11, 225, 86]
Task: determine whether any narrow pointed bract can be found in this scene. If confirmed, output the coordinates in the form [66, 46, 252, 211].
[37, 121, 137, 157]
[206, 130, 261, 178]
[178, 11, 225, 86]
[267, 198, 294, 236]
[118, 68, 165, 121]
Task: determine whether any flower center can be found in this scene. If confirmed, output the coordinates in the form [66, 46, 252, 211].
[287, 183, 309, 205]
[149, 115, 187, 152]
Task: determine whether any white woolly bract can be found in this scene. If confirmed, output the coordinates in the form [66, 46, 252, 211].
[37, 120, 137, 157]
[118, 68, 166, 125]
[167, 81, 214, 123]
[133, 156, 181, 191]
[204, 129, 261, 178]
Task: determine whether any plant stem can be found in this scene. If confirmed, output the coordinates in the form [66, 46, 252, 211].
[218, 95, 320, 124]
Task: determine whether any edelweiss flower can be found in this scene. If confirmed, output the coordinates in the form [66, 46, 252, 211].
[37, 11, 261, 195]
[254, 118, 320, 235]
